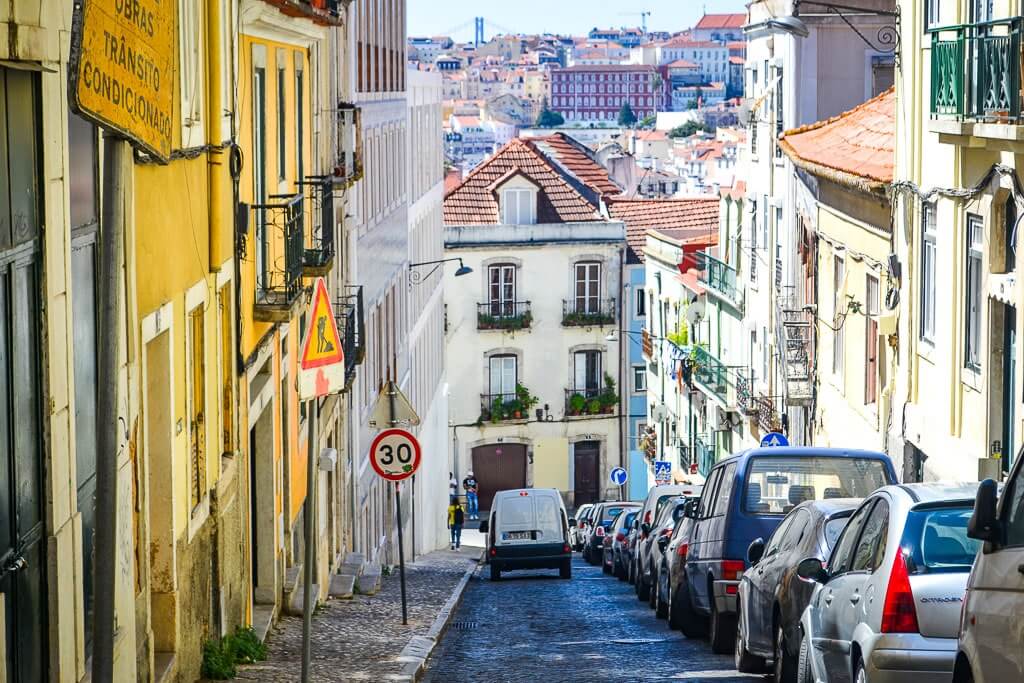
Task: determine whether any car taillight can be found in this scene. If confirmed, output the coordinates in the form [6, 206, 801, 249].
[616, 532, 626, 542]
[644, 511, 652, 524]
[596, 526, 606, 537]
[722, 560, 745, 581]
[563, 544, 571, 553]
[490, 547, 496, 556]
[881, 551, 919, 633]
[725, 584, 738, 595]
[676, 542, 688, 559]
[660, 528, 672, 536]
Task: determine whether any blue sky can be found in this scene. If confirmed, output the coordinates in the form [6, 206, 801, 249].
[409, 0, 748, 43]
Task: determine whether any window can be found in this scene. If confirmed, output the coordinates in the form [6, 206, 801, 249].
[573, 350, 601, 395]
[829, 500, 874, 576]
[501, 187, 535, 224]
[488, 264, 516, 315]
[744, 455, 892, 515]
[574, 262, 601, 313]
[179, 0, 205, 146]
[865, 274, 880, 405]
[851, 499, 888, 572]
[294, 53, 304, 183]
[218, 286, 234, 456]
[187, 305, 207, 512]
[253, 51, 268, 291]
[762, 326, 769, 383]
[489, 355, 517, 398]
[635, 287, 646, 317]
[698, 468, 723, 519]
[277, 58, 287, 181]
[965, 214, 983, 370]
[774, 67, 783, 157]
[632, 365, 646, 392]
[1003, 462, 1024, 547]
[833, 256, 845, 378]
[920, 203, 937, 342]
[712, 463, 737, 516]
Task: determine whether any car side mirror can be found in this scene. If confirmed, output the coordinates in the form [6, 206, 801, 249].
[640, 523, 651, 536]
[747, 538, 765, 566]
[968, 478, 1001, 546]
[478, 520, 489, 534]
[631, 519, 639, 530]
[657, 535, 670, 552]
[795, 557, 828, 584]
[568, 517, 577, 527]
[684, 500, 699, 519]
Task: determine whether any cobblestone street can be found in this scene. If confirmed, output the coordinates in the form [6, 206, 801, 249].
[422, 554, 762, 682]
[237, 547, 479, 682]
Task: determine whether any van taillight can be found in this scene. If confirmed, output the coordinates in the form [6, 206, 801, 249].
[563, 544, 571, 553]
[881, 551, 919, 633]
[676, 543, 688, 559]
[615, 532, 626, 542]
[490, 548, 496, 557]
[722, 560, 745, 581]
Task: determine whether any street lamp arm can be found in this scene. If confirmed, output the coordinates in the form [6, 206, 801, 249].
[794, 0, 899, 17]
[408, 257, 473, 285]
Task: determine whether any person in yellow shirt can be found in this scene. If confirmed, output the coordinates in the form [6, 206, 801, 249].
[447, 499, 465, 550]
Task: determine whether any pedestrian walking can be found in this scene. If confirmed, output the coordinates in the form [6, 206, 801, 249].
[447, 499, 465, 550]
[462, 471, 479, 520]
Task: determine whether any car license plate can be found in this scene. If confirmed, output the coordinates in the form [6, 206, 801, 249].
[503, 531, 532, 541]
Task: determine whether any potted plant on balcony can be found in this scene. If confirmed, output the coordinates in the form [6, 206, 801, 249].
[515, 383, 539, 416]
[598, 374, 619, 414]
[490, 397, 505, 424]
[506, 399, 525, 419]
[586, 398, 602, 415]
[568, 392, 586, 416]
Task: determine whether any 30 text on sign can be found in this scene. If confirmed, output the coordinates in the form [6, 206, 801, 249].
[71, 0, 175, 161]
[369, 429, 421, 482]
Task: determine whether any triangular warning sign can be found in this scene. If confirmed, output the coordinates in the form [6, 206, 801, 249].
[300, 278, 344, 370]
[368, 381, 421, 428]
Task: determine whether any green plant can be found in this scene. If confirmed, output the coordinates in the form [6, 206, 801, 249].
[506, 399, 524, 417]
[569, 393, 586, 415]
[516, 383, 539, 412]
[490, 397, 505, 423]
[586, 398, 602, 415]
[666, 326, 688, 347]
[229, 627, 267, 664]
[599, 374, 619, 412]
[202, 639, 236, 680]
[669, 121, 708, 138]
[618, 101, 637, 127]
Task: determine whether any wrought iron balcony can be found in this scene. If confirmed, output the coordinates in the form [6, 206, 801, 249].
[564, 387, 617, 417]
[334, 285, 365, 391]
[695, 433, 716, 477]
[477, 301, 532, 330]
[252, 193, 306, 322]
[480, 392, 527, 422]
[332, 104, 363, 184]
[694, 251, 742, 307]
[689, 346, 742, 408]
[298, 176, 336, 277]
[754, 394, 783, 434]
[780, 302, 814, 406]
[561, 298, 616, 327]
[930, 19, 1023, 123]
[736, 367, 756, 416]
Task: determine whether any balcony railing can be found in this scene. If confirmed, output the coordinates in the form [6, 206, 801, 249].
[689, 346, 742, 408]
[334, 285, 365, 390]
[480, 392, 526, 422]
[695, 433, 716, 478]
[252, 193, 306, 322]
[562, 298, 616, 327]
[736, 367, 756, 416]
[694, 251, 742, 306]
[332, 104, 363, 184]
[477, 301, 532, 330]
[930, 19, 1024, 123]
[754, 394, 783, 434]
[564, 387, 616, 417]
[298, 176, 336, 276]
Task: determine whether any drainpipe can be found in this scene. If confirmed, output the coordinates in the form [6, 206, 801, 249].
[618, 247, 626, 498]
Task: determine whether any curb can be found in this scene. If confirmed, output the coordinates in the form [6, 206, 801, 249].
[397, 550, 483, 681]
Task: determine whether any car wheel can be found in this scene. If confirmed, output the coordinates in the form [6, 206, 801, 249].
[796, 632, 814, 683]
[628, 558, 636, 585]
[560, 559, 572, 580]
[648, 568, 658, 608]
[490, 564, 501, 581]
[854, 658, 867, 683]
[637, 565, 651, 601]
[655, 566, 669, 618]
[734, 603, 767, 673]
[667, 583, 683, 630]
[677, 576, 707, 638]
[709, 593, 737, 654]
[774, 619, 797, 683]
[602, 553, 612, 574]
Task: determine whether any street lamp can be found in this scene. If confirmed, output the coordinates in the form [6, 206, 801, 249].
[782, 0, 900, 54]
[407, 257, 473, 285]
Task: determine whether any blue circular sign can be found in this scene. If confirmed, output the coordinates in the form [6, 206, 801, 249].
[609, 467, 628, 486]
[760, 432, 790, 448]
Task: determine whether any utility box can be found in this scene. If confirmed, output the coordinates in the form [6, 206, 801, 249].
[978, 457, 1002, 482]
[319, 448, 339, 472]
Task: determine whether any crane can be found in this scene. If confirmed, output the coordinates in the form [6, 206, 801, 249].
[618, 10, 651, 35]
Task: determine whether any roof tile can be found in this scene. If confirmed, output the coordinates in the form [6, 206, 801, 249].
[606, 197, 719, 263]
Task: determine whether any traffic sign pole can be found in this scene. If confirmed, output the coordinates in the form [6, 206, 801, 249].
[395, 482, 409, 625]
[301, 401, 317, 682]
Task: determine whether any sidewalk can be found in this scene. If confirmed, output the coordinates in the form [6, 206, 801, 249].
[237, 543, 481, 682]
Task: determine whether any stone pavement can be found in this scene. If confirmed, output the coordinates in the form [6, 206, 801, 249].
[237, 545, 480, 682]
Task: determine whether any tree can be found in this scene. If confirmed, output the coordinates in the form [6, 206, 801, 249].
[536, 107, 564, 128]
[668, 121, 708, 138]
[617, 101, 637, 127]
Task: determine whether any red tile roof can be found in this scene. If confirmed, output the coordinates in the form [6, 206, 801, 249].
[530, 133, 623, 196]
[554, 64, 657, 73]
[444, 137, 608, 225]
[694, 13, 747, 29]
[779, 87, 895, 188]
[667, 59, 700, 69]
[606, 197, 719, 263]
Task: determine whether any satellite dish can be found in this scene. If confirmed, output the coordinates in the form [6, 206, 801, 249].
[651, 403, 669, 422]
[686, 299, 706, 326]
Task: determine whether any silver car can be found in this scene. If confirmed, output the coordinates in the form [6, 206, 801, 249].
[796, 483, 982, 683]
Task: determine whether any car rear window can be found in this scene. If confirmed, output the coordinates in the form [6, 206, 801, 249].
[535, 496, 563, 540]
[502, 497, 533, 526]
[744, 456, 891, 515]
[622, 511, 638, 528]
[602, 506, 628, 524]
[901, 505, 982, 574]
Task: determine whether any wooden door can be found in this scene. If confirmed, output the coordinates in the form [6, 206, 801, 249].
[471, 444, 527, 512]
[573, 441, 600, 506]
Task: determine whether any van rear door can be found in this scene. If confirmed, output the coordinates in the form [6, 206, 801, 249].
[496, 492, 564, 545]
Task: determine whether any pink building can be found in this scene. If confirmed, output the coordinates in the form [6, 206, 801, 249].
[549, 64, 661, 123]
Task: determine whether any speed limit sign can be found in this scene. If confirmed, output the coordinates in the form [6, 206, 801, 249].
[369, 428, 422, 481]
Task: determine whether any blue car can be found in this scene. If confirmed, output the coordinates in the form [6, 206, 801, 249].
[677, 447, 897, 654]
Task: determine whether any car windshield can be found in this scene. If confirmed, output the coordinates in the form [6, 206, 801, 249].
[621, 511, 638, 529]
[901, 505, 982, 574]
[653, 494, 680, 520]
[744, 456, 891, 515]
[823, 515, 852, 550]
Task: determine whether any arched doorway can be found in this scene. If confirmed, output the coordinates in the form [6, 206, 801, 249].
[471, 444, 527, 512]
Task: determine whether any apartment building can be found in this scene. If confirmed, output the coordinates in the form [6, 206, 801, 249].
[549, 64, 661, 123]
[443, 136, 628, 509]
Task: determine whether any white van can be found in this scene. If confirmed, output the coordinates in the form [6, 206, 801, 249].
[479, 488, 572, 580]
[957, 461, 1024, 682]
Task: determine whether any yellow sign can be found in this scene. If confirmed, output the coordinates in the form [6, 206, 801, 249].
[71, 0, 175, 161]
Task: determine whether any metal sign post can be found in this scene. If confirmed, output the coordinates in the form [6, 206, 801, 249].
[394, 482, 409, 625]
[301, 405, 317, 682]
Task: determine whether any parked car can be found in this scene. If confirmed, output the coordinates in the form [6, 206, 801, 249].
[636, 496, 689, 603]
[480, 488, 572, 580]
[583, 501, 636, 565]
[955, 462, 1024, 682]
[684, 447, 896, 654]
[735, 498, 858, 681]
[797, 483, 982, 683]
[631, 484, 702, 587]
[570, 503, 594, 551]
[604, 508, 641, 577]
[656, 498, 698, 624]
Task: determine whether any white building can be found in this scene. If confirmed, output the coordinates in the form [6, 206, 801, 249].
[443, 137, 629, 510]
